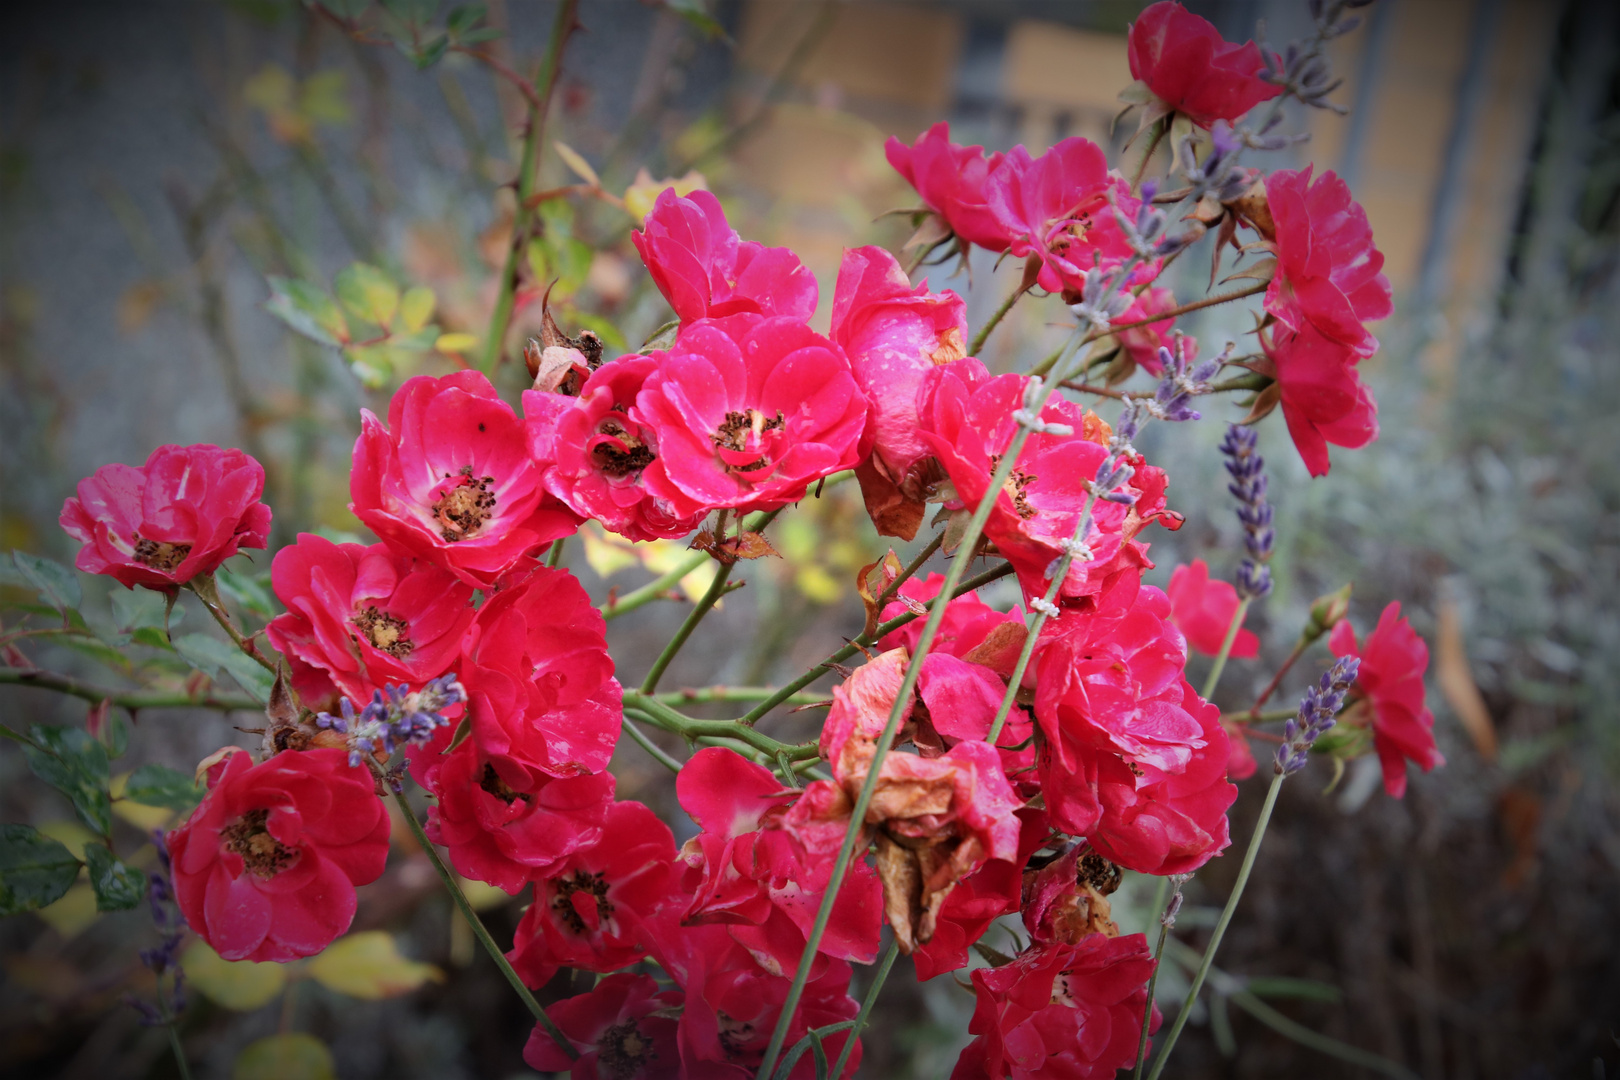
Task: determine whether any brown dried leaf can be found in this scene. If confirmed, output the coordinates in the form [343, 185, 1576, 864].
[1238, 382, 1282, 425]
[960, 622, 1029, 677]
[1221, 255, 1278, 285]
[856, 550, 905, 639]
[690, 529, 780, 566]
[1436, 595, 1497, 762]
[855, 459, 925, 541]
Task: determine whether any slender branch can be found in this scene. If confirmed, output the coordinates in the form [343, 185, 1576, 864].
[875, 531, 944, 609]
[1145, 772, 1285, 1080]
[639, 560, 734, 694]
[1087, 281, 1269, 343]
[969, 282, 1026, 356]
[828, 938, 901, 1078]
[386, 780, 577, 1059]
[0, 667, 260, 713]
[601, 505, 789, 620]
[654, 686, 826, 707]
[757, 372, 1075, 1075]
[734, 560, 1016, 728]
[624, 694, 819, 760]
[620, 714, 682, 773]
[1249, 636, 1309, 718]
[1224, 707, 1298, 724]
[545, 537, 566, 569]
[189, 577, 277, 674]
[449, 45, 543, 112]
[1133, 875, 1175, 1080]
[164, 1016, 194, 1080]
[480, 0, 580, 372]
[1201, 597, 1252, 700]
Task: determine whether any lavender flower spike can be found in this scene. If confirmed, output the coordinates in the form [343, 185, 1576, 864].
[1220, 423, 1274, 598]
[318, 673, 468, 769]
[1274, 656, 1360, 775]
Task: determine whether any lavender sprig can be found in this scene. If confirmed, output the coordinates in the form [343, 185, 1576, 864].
[1220, 424, 1273, 598]
[128, 831, 187, 1027]
[1274, 656, 1360, 775]
[318, 673, 467, 768]
[1149, 337, 1229, 423]
[1067, 264, 1133, 332]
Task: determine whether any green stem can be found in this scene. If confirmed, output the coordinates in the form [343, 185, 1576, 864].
[969, 282, 1026, 356]
[601, 505, 787, 620]
[640, 559, 734, 694]
[756, 375, 1072, 1076]
[545, 537, 566, 568]
[620, 714, 682, 773]
[828, 938, 901, 1078]
[1089, 280, 1269, 343]
[0, 667, 260, 712]
[1249, 635, 1309, 718]
[734, 561, 1016, 727]
[1133, 875, 1174, 1080]
[654, 686, 826, 706]
[166, 1020, 194, 1080]
[624, 694, 819, 760]
[1201, 597, 1252, 700]
[388, 781, 578, 1058]
[1145, 772, 1284, 1080]
[479, 0, 579, 372]
[876, 530, 944, 609]
[190, 577, 278, 674]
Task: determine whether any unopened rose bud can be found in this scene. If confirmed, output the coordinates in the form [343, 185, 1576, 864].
[1304, 584, 1353, 642]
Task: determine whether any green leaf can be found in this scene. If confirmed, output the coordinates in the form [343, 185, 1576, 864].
[183, 940, 288, 1011]
[413, 34, 450, 70]
[307, 931, 444, 998]
[12, 552, 81, 617]
[334, 263, 400, 327]
[112, 588, 183, 632]
[56, 634, 133, 674]
[233, 1034, 335, 1080]
[266, 277, 348, 347]
[171, 633, 275, 703]
[457, 25, 502, 43]
[397, 285, 436, 333]
[0, 824, 82, 915]
[344, 343, 397, 388]
[445, 3, 485, 36]
[215, 566, 276, 620]
[24, 726, 112, 837]
[131, 626, 177, 650]
[100, 713, 130, 759]
[83, 843, 143, 911]
[664, 0, 727, 40]
[124, 764, 205, 811]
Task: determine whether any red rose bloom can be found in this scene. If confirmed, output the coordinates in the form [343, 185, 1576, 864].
[1127, 1, 1281, 127]
[525, 356, 706, 543]
[831, 245, 968, 539]
[265, 533, 475, 711]
[415, 732, 615, 894]
[168, 748, 388, 963]
[507, 800, 679, 987]
[632, 315, 870, 516]
[523, 973, 683, 1079]
[951, 934, 1159, 1080]
[1264, 166, 1393, 359]
[1166, 559, 1259, 659]
[1330, 601, 1444, 798]
[651, 922, 861, 1079]
[60, 443, 271, 590]
[350, 371, 579, 587]
[918, 360, 1170, 607]
[911, 807, 1050, 980]
[987, 137, 1138, 295]
[1032, 587, 1236, 874]
[676, 747, 882, 972]
[631, 187, 818, 325]
[459, 564, 622, 787]
[1264, 322, 1380, 477]
[884, 122, 1016, 252]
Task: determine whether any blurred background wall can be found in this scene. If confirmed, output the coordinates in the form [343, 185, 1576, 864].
[2, 2, 1617, 1078]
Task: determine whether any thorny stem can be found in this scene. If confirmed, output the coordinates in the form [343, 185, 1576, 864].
[386, 779, 578, 1059]
[620, 714, 682, 773]
[987, 489, 1101, 744]
[480, 0, 580, 372]
[639, 560, 735, 694]
[1133, 874, 1176, 1080]
[734, 560, 1017, 728]
[757, 357, 1080, 1076]
[545, 537, 566, 569]
[1145, 772, 1285, 1080]
[969, 281, 1026, 355]
[623, 693, 819, 760]
[654, 686, 826, 707]
[189, 577, 278, 674]
[829, 938, 901, 1078]
[1083, 280, 1270, 344]
[876, 531, 945, 609]
[1249, 636, 1309, 718]
[0, 667, 260, 713]
[1201, 597, 1252, 700]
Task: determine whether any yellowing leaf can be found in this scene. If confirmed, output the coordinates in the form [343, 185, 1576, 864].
[306, 931, 442, 1000]
[639, 542, 718, 604]
[182, 940, 288, 1011]
[299, 70, 351, 127]
[398, 286, 436, 333]
[242, 64, 296, 113]
[796, 565, 842, 605]
[553, 141, 602, 188]
[435, 332, 478, 355]
[37, 821, 96, 862]
[334, 263, 400, 328]
[110, 772, 175, 831]
[233, 1034, 335, 1080]
[37, 884, 99, 938]
[623, 166, 707, 221]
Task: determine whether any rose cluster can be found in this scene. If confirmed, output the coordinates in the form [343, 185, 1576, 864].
[47, 4, 1445, 1077]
